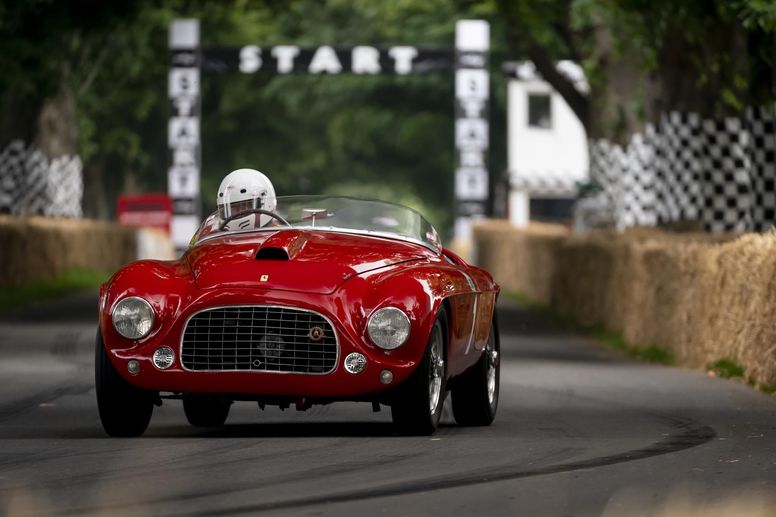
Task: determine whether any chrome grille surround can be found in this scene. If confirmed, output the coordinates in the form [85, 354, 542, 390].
[179, 305, 339, 374]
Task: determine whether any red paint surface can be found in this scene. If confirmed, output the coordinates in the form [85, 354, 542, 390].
[99, 229, 499, 399]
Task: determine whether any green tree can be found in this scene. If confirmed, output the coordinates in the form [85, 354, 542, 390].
[1, 0, 507, 237]
[0, 1, 148, 155]
[495, 0, 776, 143]
[195, 0, 507, 235]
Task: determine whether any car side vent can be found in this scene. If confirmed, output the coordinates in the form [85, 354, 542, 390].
[255, 247, 289, 260]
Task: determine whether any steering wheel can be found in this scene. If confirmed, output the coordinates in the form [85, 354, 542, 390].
[219, 208, 292, 231]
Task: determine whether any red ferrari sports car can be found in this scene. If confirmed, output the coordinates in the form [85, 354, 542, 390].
[96, 196, 500, 436]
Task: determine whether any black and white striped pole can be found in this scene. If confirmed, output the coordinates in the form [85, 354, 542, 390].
[168, 19, 202, 253]
[453, 20, 490, 250]
[166, 19, 489, 253]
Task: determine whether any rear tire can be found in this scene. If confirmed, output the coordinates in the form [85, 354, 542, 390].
[183, 397, 231, 427]
[391, 309, 448, 435]
[95, 330, 154, 437]
[451, 313, 500, 426]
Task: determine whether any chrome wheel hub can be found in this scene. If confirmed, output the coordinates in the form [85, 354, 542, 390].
[486, 333, 499, 406]
[428, 324, 444, 415]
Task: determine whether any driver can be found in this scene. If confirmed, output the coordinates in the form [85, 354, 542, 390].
[216, 168, 277, 231]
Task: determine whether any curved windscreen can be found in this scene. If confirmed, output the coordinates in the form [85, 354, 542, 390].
[192, 196, 441, 252]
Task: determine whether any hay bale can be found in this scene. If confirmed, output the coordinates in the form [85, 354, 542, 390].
[473, 221, 776, 387]
[0, 216, 137, 287]
[473, 221, 567, 304]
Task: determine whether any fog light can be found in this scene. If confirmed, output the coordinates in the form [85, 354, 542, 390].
[127, 360, 140, 375]
[379, 369, 393, 384]
[152, 346, 175, 370]
[344, 353, 367, 374]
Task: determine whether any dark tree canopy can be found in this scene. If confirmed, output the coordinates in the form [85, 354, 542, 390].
[1, 0, 774, 228]
[1, 0, 509, 235]
[497, 0, 776, 143]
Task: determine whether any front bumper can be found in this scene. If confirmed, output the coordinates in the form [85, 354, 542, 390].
[103, 289, 423, 399]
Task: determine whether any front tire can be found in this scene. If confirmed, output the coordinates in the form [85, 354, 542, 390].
[391, 309, 448, 435]
[451, 313, 500, 426]
[182, 397, 231, 427]
[95, 330, 155, 437]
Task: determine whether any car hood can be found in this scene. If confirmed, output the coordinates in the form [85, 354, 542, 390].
[187, 229, 431, 294]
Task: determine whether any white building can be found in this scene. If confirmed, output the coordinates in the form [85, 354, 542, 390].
[506, 61, 589, 226]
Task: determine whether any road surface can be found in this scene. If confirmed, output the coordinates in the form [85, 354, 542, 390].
[0, 291, 774, 516]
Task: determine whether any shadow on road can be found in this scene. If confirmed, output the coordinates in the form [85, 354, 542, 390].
[0, 421, 401, 440]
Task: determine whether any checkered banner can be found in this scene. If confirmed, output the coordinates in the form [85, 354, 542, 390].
[586, 104, 776, 232]
[0, 140, 83, 218]
[510, 173, 580, 198]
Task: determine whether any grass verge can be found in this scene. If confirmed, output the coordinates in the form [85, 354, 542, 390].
[0, 268, 108, 312]
[708, 359, 776, 397]
[504, 290, 674, 365]
[590, 329, 674, 365]
[761, 384, 776, 395]
[707, 358, 745, 379]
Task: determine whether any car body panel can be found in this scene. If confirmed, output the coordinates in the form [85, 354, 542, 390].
[99, 226, 499, 402]
[189, 230, 429, 293]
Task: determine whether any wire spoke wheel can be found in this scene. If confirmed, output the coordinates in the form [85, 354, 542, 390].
[428, 323, 445, 415]
[486, 330, 499, 406]
[391, 309, 448, 435]
[451, 313, 499, 426]
[95, 330, 155, 437]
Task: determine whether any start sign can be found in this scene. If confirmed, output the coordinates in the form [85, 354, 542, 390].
[117, 194, 172, 234]
[194, 45, 454, 75]
[168, 19, 489, 253]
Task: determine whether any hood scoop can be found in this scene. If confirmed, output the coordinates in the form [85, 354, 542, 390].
[256, 247, 288, 260]
[255, 230, 308, 261]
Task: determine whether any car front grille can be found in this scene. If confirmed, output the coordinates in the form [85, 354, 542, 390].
[180, 306, 338, 374]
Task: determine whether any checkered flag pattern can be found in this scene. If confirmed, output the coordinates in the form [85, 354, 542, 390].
[23, 147, 51, 215]
[701, 118, 752, 232]
[589, 132, 657, 228]
[0, 140, 83, 217]
[589, 139, 624, 224]
[654, 112, 703, 223]
[586, 106, 776, 233]
[46, 155, 83, 218]
[510, 173, 579, 197]
[747, 104, 776, 232]
[619, 131, 657, 227]
[0, 141, 27, 215]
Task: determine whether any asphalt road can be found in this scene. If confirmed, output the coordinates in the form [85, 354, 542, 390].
[1, 292, 775, 516]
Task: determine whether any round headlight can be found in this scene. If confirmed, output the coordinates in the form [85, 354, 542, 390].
[367, 307, 410, 350]
[112, 296, 155, 340]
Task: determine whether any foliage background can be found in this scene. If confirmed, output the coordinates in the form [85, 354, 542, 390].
[24, 0, 508, 238]
[2, 0, 775, 237]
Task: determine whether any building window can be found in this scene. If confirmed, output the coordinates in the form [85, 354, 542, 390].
[530, 198, 574, 223]
[528, 93, 552, 129]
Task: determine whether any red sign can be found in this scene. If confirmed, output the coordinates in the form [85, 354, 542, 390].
[117, 194, 173, 234]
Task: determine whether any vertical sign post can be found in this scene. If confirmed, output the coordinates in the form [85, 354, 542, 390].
[165, 19, 488, 253]
[168, 19, 202, 252]
[453, 20, 490, 249]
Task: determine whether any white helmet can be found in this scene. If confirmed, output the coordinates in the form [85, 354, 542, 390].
[217, 168, 277, 229]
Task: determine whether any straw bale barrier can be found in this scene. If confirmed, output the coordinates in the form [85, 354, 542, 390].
[0, 216, 136, 287]
[474, 220, 776, 387]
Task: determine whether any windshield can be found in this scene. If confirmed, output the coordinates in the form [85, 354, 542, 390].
[192, 195, 441, 252]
